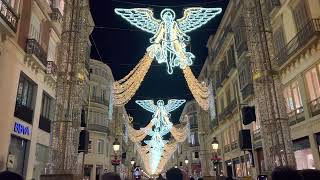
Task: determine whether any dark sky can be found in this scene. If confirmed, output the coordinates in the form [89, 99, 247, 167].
[89, 0, 228, 128]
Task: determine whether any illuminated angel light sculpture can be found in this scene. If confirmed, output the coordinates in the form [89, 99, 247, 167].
[115, 8, 222, 74]
[135, 99, 186, 174]
[136, 99, 186, 130]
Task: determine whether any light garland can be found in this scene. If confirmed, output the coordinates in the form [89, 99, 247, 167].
[113, 53, 153, 106]
[132, 99, 188, 174]
[115, 7, 222, 74]
[183, 66, 209, 110]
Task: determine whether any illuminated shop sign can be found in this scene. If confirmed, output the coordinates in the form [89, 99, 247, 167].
[13, 122, 30, 136]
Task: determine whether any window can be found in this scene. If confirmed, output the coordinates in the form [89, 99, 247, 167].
[227, 46, 235, 66]
[29, 14, 41, 42]
[47, 38, 56, 62]
[16, 74, 36, 109]
[283, 81, 303, 114]
[88, 139, 92, 153]
[273, 26, 286, 55]
[192, 151, 199, 160]
[97, 139, 104, 154]
[238, 59, 252, 90]
[219, 95, 225, 113]
[293, 1, 310, 31]
[33, 144, 49, 180]
[92, 85, 96, 97]
[226, 86, 231, 105]
[305, 67, 320, 101]
[6, 0, 20, 12]
[40, 93, 54, 120]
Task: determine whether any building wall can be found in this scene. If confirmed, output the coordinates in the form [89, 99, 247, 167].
[84, 59, 114, 180]
[199, 0, 320, 179]
[0, 0, 94, 179]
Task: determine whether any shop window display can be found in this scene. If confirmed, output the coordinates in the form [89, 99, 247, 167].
[293, 137, 315, 170]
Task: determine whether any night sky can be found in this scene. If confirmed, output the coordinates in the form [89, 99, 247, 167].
[89, 0, 228, 129]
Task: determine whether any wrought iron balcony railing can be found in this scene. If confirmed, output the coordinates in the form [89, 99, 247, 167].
[288, 107, 305, 126]
[50, 7, 63, 22]
[231, 141, 238, 150]
[90, 96, 109, 105]
[253, 129, 261, 141]
[274, 19, 320, 67]
[0, 0, 18, 32]
[25, 39, 48, 67]
[266, 0, 280, 13]
[190, 123, 198, 129]
[88, 123, 110, 134]
[39, 115, 51, 133]
[14, 103, 34, 124]
[224, 144, 231, 153]
[309, 97, 320, 117]
[46, 61, 57, 76]
[241, 83, 254, 100]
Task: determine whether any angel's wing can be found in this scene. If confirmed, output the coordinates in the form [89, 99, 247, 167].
[115, 8, 160, 34]
[177, 8, 222, 33]
[165, 99, 186, 113]
[136, 100, 157, 113]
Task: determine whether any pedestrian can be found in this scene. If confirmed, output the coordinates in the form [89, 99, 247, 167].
[271, 166, 302, 180]
[189, 177, 195, 180]
[157, 174, 165, 180]
[166, 168, 183, 180]
[0, 171, 24, 180]
[101, 172, 121, 180]
[299, 169, 320, 180]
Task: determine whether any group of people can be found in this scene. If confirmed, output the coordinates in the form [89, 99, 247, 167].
[1, 167, 320, 180]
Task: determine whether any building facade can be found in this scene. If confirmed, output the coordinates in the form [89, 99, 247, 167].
[165, 100, 202, 178]
[0, 0, 63, 179]
[199, 0, 320, 179]
[83, 59, 114, 180]
[0, 0, 94, 179]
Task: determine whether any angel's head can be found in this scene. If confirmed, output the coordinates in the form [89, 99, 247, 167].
[157, 100, 164, 106]
[160, 8, 175, 22]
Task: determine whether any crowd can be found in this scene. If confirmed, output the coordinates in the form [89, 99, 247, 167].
[1, 167, 320, 180]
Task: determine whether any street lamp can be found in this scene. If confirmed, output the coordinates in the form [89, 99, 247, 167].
[112, 138, 120, 173]
[184, 156, 189, 164]
[211, 137, 220, 176]
[211, 137, 219, 151]
[131, 158, 135, 165]
[113, 138, 120, 152]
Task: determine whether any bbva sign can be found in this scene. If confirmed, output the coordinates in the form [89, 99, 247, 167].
[14, 122, 31, 136]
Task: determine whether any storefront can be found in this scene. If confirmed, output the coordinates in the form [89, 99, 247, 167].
[33, 144, 49, 180]
[293, 137, 315, 170]
[8, 119, 32, 177]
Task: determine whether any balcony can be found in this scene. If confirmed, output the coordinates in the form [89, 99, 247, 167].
[211, 25, 233, 61]
[288, 107, 305, 126]
[266, 0, 280, 14]
[241, 83, 254, 100]
[309, 97, 320, 117]
[88, 124, 109, 134]
[253, 129, 261, 141]
[14, 103, 34, 124]
[224, 144, 231, 153]
[46, 61, 57, 76]
[274, 19, 320, 68]
[190, 123, 198, 129]
[0, 0, 18, 32]
[50, 7, 63, 22]
[25, 39, 48, 67]
[90, 96, 108, 105]
[231, 141, 238, 150]
[39, 115, 51, 133]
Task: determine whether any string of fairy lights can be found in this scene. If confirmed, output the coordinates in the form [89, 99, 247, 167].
[108, 7, 222, 175]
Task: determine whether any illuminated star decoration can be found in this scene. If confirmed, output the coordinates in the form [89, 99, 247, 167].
[135, 99, 186, 174]
[115, 8, 222, 74]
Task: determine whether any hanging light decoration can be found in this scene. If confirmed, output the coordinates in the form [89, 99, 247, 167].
[113, 7, 222, 109]
[183, 67, 209, 110]
[113, 53, 153, 106]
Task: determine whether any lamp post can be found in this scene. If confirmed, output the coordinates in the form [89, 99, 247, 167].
[112, 138, 120, 173]
[184, 156, 189, 175]
[211, 137, 220, 176]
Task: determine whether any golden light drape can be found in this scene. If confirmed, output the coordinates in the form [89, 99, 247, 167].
[113, 53, 153, 106]
[183, 66, 209, 110]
